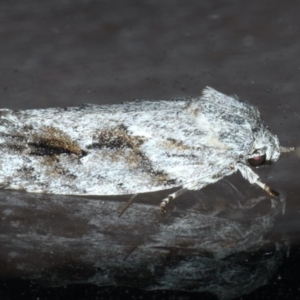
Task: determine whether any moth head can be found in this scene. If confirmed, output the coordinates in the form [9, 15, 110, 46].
[247, 128, 280, 167]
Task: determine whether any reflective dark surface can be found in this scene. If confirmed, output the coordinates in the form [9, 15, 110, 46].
[0, 179, 291, 299]
[0, 1, 300, 299]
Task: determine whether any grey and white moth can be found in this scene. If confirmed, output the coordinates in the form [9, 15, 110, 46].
[0, 87, 293, 211]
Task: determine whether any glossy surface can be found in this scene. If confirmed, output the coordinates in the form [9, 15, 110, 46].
[0, 0, 299, 299]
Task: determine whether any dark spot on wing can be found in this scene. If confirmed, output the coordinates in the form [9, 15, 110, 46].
[87, 125, 175, 186]
[164, 138, 192, 150]
[87, 125, 144, 150]
[212, 173, 222, 179]
[29, 126, 85, 157]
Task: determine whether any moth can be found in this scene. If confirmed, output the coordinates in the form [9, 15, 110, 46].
[0, 87, 293, 212]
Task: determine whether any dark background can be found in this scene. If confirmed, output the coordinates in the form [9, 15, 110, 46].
[0, 0, 300, 299]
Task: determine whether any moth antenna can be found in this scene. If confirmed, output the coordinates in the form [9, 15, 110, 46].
[280, 146, 295, 153]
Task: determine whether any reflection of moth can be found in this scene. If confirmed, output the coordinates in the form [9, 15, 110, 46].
[0, 87, 293, 211]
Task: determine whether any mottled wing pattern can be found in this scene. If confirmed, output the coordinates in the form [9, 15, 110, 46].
[0, 88, 267, 196]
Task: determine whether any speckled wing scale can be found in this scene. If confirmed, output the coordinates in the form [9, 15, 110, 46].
[0, 87, 293, 212]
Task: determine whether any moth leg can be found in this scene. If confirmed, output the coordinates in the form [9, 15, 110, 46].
[237, 162, 287, 213]
[255, 181, 286, 214]
[160, 188, 187, 213]
[236, 163, 279, 197]
[118, 194, 138, 217]
[255, 181, 279, 197]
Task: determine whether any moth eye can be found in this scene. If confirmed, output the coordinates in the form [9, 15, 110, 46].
[248, 154, 266, 167]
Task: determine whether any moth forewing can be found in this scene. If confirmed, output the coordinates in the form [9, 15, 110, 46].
[0, 87, 292, 212]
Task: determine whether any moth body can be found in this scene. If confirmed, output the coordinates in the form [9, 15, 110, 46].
[0, 87, 288, 210]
